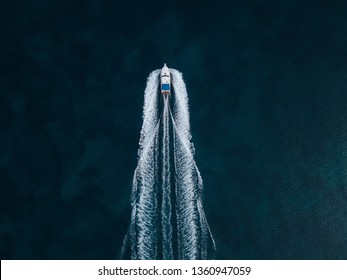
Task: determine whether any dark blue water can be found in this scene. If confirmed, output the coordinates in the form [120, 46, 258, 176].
[1, 0, 347, 259]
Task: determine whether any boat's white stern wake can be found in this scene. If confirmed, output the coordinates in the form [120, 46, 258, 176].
[121, 68, 216, 260]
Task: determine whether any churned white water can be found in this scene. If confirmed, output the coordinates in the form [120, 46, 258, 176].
[121, 68, 216, 260]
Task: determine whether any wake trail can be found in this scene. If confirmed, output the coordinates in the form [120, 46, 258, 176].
[121, 68, 216, 260]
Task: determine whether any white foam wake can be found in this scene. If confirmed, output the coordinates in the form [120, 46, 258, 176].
[121, 68, 216, 260]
